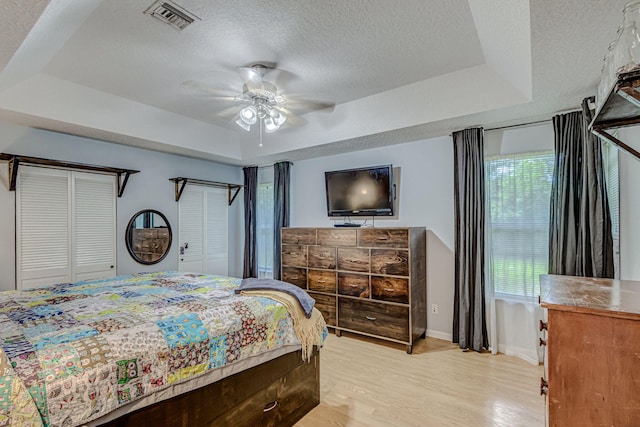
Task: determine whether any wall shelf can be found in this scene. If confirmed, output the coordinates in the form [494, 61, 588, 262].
[0, 153, 140, 197]
[169, 177, 243, 204]
[590, 69, 640, 161]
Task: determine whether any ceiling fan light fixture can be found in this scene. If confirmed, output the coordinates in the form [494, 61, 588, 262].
[240, 106, 257, 124]
[264, 117, 280, 132]
[272, 110, 287, 127]
[235, 118, 251, 131]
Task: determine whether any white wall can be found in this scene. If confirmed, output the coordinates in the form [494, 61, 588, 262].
[289, 124, 556, 341]
[290, 136, 455, 339]
[617, 126, 640, 280]
[0, 121, 243, 291]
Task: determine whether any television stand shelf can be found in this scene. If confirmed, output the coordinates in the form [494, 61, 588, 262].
[280, 227, 426, 353]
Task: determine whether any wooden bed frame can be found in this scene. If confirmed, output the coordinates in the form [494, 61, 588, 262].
[98, 348, 320, 427]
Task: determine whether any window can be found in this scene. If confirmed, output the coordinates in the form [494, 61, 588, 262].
[486, 151, 555, 298]
[602, 140, 620, 278]
[256, 167, 274, 278]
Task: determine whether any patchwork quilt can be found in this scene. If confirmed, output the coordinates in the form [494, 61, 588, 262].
[0, 272, 318, 427]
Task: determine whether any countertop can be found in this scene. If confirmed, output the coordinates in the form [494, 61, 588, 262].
[540, 274, 640, 320]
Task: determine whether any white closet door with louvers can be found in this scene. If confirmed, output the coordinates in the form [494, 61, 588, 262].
[178, 186, 228, 275]
[17, 167, 71, 288]
[73, 172, 116, 282]
[16, 167, 117, 289]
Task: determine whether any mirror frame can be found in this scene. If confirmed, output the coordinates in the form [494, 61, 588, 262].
[125, 209, 172, 265]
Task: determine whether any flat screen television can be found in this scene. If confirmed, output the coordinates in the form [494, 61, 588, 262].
[325, 165, 394, 217]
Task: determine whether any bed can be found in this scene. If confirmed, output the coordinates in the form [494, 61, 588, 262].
[0, 271, 326, 427]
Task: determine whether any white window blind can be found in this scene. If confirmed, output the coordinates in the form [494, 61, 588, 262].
[257, 167, 274, 278]
[486, 151, 554, 298]
[603, 140, 620, 278]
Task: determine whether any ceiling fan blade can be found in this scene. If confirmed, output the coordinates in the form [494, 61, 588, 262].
[213, 106, 241, 119]
[284, 97, 335, 113]
[181, 80, 240, 98]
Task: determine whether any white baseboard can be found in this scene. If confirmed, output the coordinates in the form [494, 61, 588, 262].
[497, 343, 540, 365]
[426, 329, 452, 341]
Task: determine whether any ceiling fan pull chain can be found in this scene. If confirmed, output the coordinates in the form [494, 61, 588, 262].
[259, 118, 263, 147]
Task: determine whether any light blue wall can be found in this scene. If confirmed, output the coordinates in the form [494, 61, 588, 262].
[0, 121, 243, 290]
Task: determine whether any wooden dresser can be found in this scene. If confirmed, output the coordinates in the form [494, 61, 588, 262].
[281, 227, 426, 353]
[540, 275, 640, 426]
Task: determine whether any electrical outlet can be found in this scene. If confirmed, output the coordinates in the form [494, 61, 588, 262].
[431, 303, 439, 314]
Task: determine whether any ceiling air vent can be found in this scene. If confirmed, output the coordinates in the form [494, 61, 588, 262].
[144, 1, 199, 31]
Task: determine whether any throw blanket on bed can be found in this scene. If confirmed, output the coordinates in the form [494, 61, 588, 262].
[238, 290, 326, 361]
[0, 272, 327, 427]
[236, 278, 316, 318]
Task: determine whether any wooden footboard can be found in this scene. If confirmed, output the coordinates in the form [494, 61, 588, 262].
[99, 348, 320, 427]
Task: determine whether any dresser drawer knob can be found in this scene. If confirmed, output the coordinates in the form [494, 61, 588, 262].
[318, 280, 326, 283]
[539, 320, 548, 331]
[539, 338, 547, 347]
[349, 284, 359, 288]
[290, 254, 298, 257]
[365, 316, 377, 321]
[263, 400, 278, 412]
[377, 236, 388, 240]
[290, 276, 298, 280]
[384, 287, 394, 292]
[540, 377, 548, 396]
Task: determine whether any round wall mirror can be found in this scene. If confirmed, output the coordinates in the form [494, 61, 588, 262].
[125, 209, 172, 265]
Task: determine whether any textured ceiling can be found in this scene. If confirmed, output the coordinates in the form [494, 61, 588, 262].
[0, 0, 629, 165]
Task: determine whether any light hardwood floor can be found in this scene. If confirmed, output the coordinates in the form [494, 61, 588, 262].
[296, 332, 545, 427]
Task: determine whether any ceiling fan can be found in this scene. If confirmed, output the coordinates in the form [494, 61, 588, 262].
[184, 64, 334, 143]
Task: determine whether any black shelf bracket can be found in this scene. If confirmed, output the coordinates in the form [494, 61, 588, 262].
[0, 153, 140, 196]
[590, 69, 640, 162]
[169, 177, 243, 205]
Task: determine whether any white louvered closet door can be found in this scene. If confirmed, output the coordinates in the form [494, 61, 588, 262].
[178, 186, 228, 275]
[73, 172, 116, 281]
[17, 167, 71, 288]
[204, 187, 228, 276]
[178, 187, 205, 273]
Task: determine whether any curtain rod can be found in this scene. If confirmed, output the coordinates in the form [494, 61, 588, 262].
[484, 119, 550, 132]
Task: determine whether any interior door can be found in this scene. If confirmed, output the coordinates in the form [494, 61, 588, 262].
[16, 166, 71, 288]
[178, 186, 228, 275]
[72, 171, 116, 281]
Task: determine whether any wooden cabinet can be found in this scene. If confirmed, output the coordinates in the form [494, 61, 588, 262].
[281, 227, 426, 353]
[540, 275, 640, 426]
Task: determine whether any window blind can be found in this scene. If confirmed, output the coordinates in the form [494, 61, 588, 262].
[257, 166, 275, 278]
[486, 151, 554, 298]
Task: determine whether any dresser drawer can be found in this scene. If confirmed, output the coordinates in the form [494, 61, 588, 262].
[337, 273, 369, 298]
[337, 248, 370, 272]
[371, 249, 409, 276]
[282, 228, 317, 245]
[338, 298, 409, 342]
[281, 267, 307, 289]
[317, 229, 357, 246]
[358, 229, 408, 248]
[310, 292, 336, 326]
[307, 246, 336, 269]
[371, 276, 409, 304]
[308, 270, 336, 293]
[282, 245, 308, 267]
